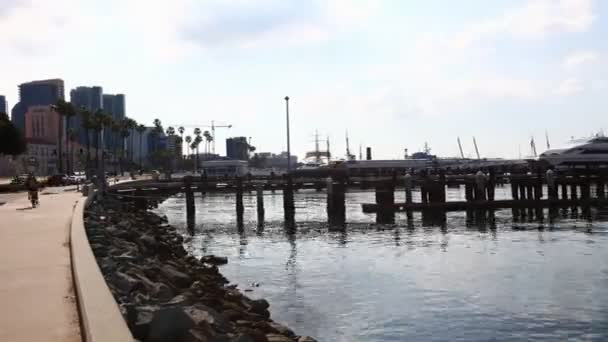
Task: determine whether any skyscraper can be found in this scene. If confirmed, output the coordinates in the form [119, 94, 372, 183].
[226, 137, 249, 160]
[0, 95, 7, 114]
[70, 86, 103, 147]
[11, 79, 65, 132]
[103, 94, 126, 150]
[70, 86, 103, 111]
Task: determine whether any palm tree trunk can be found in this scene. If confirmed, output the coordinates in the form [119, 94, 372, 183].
[139, 134, 143, 168]
[85, 130, 91, 177]
[95, 130, 100, 169]
[57, 116, 63, 173]
[66, 117, 71, 174]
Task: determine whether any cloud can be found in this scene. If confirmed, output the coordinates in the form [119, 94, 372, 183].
[453, 0, 595, 49]
[555, 78, 584, 95]
[0, 0, 84, 55]
[562, 50, 600, 69]
[177, 0, 377, 49]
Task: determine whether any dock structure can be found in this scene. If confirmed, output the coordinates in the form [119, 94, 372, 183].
[108, 168, 608, 227]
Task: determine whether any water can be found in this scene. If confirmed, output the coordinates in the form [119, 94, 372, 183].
[155, 188, 608, 341]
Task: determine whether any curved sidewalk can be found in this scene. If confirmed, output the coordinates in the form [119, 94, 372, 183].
[0, 189, 82, 341]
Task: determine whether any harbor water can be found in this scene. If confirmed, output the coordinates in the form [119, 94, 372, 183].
[155, 187, 608, 341]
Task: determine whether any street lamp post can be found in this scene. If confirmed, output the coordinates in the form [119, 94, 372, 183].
[285, 96, 291, 173]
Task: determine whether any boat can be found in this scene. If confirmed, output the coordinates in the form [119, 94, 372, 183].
[539, 136, 608, 167]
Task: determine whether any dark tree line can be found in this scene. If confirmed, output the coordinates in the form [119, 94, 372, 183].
[0, 112, 26, 156]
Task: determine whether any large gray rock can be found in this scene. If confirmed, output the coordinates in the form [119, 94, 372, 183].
[114, 271, 140, 293]
[159, 264, 192, 288]
[147, 307, 195, 342]
[184, 304, 230, 332]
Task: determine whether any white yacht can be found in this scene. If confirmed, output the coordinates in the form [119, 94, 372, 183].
[539, 136, 608, 167]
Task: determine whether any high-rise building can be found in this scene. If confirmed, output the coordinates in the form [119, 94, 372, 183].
[70, 86, 103, 111]
[226, 137, 249, 160]
[70, 86, 103, 147]
[102, 94, 126, 151]
[11, 79, 65, 132]
[0, 95, 7, 114]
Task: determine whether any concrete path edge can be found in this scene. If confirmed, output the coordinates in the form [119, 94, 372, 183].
[70, 192, 134, 342]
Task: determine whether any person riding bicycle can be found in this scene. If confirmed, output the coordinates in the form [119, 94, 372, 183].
[25, 173, 39, 206]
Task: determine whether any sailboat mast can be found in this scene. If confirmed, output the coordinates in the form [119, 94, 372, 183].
[531, 136, 537, 157]
[314, 130, 320, 163]
[473, 137, 481, 160]
[345, 131, 351, 160]
[457, 137, 465, 159]
[327, 136, 331, 160]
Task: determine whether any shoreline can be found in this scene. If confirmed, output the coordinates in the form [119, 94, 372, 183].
[84, 195, 316, 342]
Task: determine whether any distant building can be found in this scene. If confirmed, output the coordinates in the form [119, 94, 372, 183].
[102, 94, 126, 151]
[226, 137, 249, 160]
[131, 127, 154, 168]
[0, 95, 7, 113]
[24, 105, 61, 144]
[256, 151, 298, 169]
[22, 105, 61, 175]
[11, 79, 65, 133]
[70, 86, 103, 147]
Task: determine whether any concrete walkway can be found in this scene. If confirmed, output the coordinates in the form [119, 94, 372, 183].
[0, 188, 82, 341]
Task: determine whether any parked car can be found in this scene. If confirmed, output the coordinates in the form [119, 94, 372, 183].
[9, 174, 28, 185]
[69, 171, 87, 183]
[46, 174, 71, 186]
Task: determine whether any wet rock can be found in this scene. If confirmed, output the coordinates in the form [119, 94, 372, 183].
[184, 304, 230, 332]
[159, 264, 192, 288]
[296, 337, 317, 342]
[147, 307, 195, 342]
[114, 271, 140, 293]
[267, 322, 295, 337]
[246, 299, 270, 315]
[265, 334, 294, 342]
[200, 255, 228, 265]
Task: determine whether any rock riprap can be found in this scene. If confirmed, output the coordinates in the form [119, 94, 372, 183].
[85, 197, 317, 342]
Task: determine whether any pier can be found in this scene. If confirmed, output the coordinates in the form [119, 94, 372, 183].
[108, 167, 608, 227]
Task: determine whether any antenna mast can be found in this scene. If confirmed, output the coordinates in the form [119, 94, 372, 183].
[327, 136, 331, 160]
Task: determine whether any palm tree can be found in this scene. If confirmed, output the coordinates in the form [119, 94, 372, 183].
[205, 133, 213, 157]
[78, 107, 94, 174]
[126, 118, 137, 162]
[194, 135, 203, 172]
[202, 130, 210, 155]
[67, 128, 78, 171]
[52, 100, 76, 173]
[92, 110, 112, 169]
[185, 135, 192, 158]
[136, 124, 146, 168]
[111, 122, 122, 174]
[178, 126, 185, 157]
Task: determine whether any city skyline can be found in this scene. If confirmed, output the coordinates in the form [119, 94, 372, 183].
[1, 0, 607, 159]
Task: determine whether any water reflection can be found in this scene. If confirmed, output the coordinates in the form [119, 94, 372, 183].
[154, 190, 608, 341]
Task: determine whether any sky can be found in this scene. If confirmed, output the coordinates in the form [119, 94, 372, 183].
[1, 0, 607, 159]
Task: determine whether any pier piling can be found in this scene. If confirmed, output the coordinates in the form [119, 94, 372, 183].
[236, 177, 244, 229]
[256, 183, 265, 226]
[184, 177, 195, 231]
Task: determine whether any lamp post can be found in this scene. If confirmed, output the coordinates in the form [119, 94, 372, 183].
[285, 96, 291, 173]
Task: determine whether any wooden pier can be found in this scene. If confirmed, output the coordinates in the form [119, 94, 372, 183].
[108, 168, 608, 227]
